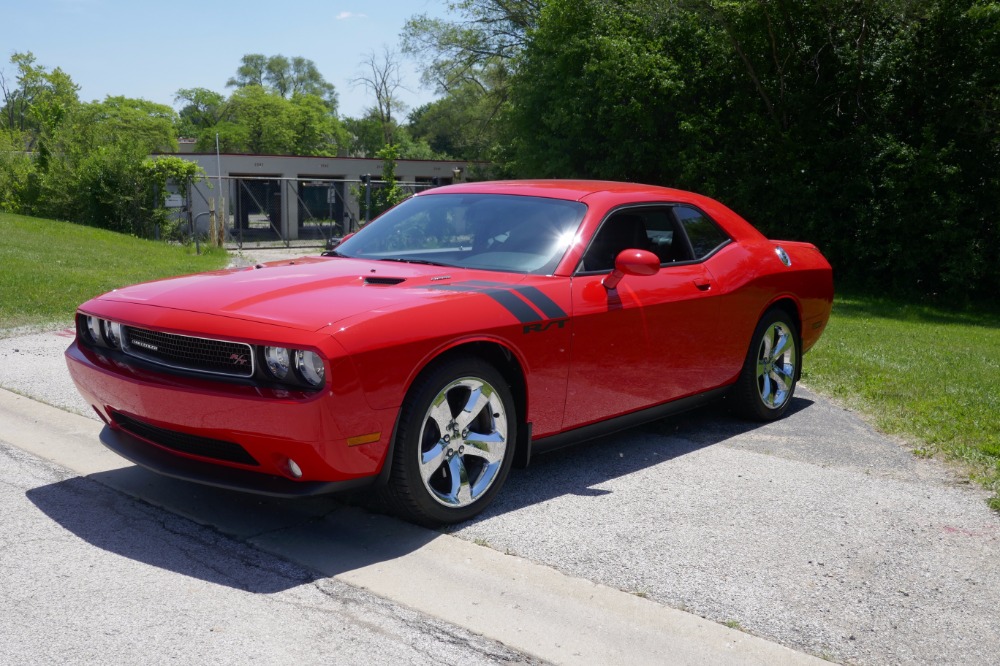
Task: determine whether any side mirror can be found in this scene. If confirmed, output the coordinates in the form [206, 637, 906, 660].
[602, 249, 660, 290]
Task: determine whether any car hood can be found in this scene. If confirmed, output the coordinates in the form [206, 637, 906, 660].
[97, 256, 519, 332]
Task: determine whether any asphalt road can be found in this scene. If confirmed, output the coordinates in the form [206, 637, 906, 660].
[0, 440, 540, 665]
[1, 304, 998, 664]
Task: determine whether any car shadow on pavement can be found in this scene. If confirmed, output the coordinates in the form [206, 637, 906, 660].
[25, 465, 442, 589]
[471, 395, 815, 520]
[24, 473, 327, 593]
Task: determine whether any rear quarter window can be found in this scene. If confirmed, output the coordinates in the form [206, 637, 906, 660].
[673, 206, 730, 258]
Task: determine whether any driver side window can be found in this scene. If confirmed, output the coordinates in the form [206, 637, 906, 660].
[581, 208, 694, 272]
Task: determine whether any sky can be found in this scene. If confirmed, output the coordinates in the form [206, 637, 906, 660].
[4, 0, 450, 119]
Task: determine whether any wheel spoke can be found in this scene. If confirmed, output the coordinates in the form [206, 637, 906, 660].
[769, 368, 790, 393]
[470, 461, 501, 498]
[760, 329, 774, 359]
[760, 373, 774, 406]
[455, 383, 490, 431]
[444, 454, 472, 505]
[419, 441, 448, 483]
[426, 398, 454, 434]
[465, 430, 506, 464]
[771, 329, 790, 359]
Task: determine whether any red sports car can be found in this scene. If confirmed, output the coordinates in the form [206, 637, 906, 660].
[66, 180, 833, 525]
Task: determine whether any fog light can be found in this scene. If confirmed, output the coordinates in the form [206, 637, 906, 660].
[286, 458, 303, 479]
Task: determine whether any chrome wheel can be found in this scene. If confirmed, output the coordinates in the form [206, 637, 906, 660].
[755, 321, 797, 410]
[732, 310, 801, 421]
[418, 376, 509, 508]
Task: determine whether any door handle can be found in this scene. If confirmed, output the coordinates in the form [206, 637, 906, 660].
[693, 278, 712, 291]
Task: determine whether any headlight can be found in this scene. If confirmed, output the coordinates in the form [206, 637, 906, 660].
[264, 346, 291, 379]
[86, 316, 104, 345]
[101, 320, 122, 348]
[295, 350, 326, 387]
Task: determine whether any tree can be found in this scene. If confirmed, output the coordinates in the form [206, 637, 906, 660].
[227, 54, 338, 111]
[407, 76, 508, 161]
[509, 1, 711, 182]
[402, 2, 542, 162]
[212, 85, 293, 154]
[0, 130, 34, 212]
[370, 143, 408, 218]
[174, 87, 226, 138]
[61, 96, 178, 155]
[0, 51, 80, 144]
[402, 0, 540, 93]
[343, 112, 387, 158]
[352, 47, 407, 147]
[507, 0, 1000, 302]
[194, 86, 347, 156]
[287, 93, 350, 156]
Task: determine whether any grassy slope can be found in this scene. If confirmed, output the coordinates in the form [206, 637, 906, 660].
[0, 212, 228, 331]
[802, 294, 1000, 506]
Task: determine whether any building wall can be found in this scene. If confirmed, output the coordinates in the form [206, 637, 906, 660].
[172, 153, 477, 240]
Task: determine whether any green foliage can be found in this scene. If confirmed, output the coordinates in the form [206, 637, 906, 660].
[402, 0, 539, 92]
[227, 53, 338, 112]
[1, 51, 81, 136]
[509, 1, 707, 181]
[371, 144, 408, 217]
[174, 87, 226, 138]
[0, 131, 35, 212]
[407, 80, 506, 161]
[344, 113, 386, 158]
[63, 96, 179, 155]
[194, 86, 347, 156]
[500, 0, 1000, 303]
[402, 1, 539, 163]
[0, 211, 227, 331]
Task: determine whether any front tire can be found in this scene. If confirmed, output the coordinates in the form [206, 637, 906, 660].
[381, 356, 516, 526]
[732, 309, 800, 421]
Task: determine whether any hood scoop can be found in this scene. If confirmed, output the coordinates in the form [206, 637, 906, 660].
[364, 276, 407, 286]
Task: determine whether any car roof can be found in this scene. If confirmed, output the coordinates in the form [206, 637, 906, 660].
[421, 179, 696, 203]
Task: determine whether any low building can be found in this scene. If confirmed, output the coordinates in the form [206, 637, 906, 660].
[171, 153, 477, 242]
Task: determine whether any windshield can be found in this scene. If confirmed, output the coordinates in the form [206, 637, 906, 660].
[335, 193, 587, 274]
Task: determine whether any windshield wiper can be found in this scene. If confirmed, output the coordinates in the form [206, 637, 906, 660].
[376, 257, 453, 267]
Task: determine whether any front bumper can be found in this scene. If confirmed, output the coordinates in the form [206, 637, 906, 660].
[99, 426, 374, 497]
[65, 340, 393, 490]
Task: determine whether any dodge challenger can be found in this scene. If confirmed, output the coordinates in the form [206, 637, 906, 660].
[66, 180, 833, 525]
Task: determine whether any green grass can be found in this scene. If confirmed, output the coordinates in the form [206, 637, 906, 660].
[0, 212, 228, 332]
[802, 293, 1000, 506]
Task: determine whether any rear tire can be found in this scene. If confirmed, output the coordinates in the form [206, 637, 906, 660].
[731, 309, 801, 421]
[380, 356, 516, 526]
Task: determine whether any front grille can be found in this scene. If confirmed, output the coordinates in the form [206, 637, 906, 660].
[123, 326, 254, 378]
[112, 412, 259, 466]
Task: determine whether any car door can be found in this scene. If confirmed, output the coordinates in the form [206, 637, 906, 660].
[563, 205, 731, 429]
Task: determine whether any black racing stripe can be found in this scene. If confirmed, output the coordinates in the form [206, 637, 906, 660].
[483, 289, 543, 324]
[431, 281, 566, 319]
[457, 280, 509, 288]
[512, 286, 566, 319]
[423, 282, 541, 324]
